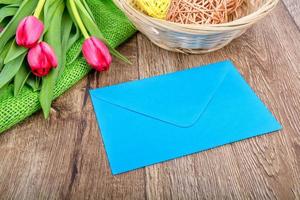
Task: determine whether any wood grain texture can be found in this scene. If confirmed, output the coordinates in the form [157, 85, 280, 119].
[0, 1, 300, 199]
[282, 0, 300, 28]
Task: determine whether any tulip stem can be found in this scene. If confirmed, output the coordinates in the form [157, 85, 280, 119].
[69, 0, 90, 39]
[34, 0, 46, 18]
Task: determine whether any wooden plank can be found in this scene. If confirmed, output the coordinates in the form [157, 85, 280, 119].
[137, 1, 300, 199]
[0, 36, 146, 200]
[282, 0, 300, 28]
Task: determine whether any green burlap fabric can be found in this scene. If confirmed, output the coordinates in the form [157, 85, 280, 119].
[0, 0, 136, 133]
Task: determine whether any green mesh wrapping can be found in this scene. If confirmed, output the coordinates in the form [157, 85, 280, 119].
[0, 0, 136, 133]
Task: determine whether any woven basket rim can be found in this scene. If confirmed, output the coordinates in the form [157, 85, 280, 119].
[115, 0, 279, 32]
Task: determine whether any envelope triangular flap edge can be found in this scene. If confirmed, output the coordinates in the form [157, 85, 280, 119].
[90, 60, 233, 127]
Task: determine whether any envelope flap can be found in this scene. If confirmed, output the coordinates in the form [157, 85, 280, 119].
[90, 61, 232, 127]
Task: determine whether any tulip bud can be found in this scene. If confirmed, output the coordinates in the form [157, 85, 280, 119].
[82, 36, 112, 71]
[16, 16, 44, 48]
[27, 42, 58, 77]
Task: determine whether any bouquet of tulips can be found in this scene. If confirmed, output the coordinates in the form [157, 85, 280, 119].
[0, 0, 129, 118]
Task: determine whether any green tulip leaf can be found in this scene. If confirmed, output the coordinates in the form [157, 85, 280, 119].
[65, 25, 81, 65]
[0, 52, 26, 89]
[43, 0, 61, 32]
[0, 58, 3, 72]
[0, 5, 19, 23]
[65, 0, 82, 65]
[14, 63, 30, 96]
[0, 0, 21, 4]
[4, 40, 27, 64]
[0, 17, 11, 29]
[58, 10, 73, 78]
[26, 76, 40, 92]
[0, 39, 13, 71]
[40, 0, 64, 118]
[67, 23, 80, 51]
[81, 0, 95, 22]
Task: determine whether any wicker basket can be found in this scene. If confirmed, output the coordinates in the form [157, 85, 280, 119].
[113, 0, 279, 54]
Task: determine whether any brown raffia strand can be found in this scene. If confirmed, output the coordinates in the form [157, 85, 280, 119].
[167, 0, 244, 24]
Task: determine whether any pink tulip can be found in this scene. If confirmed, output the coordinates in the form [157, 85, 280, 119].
[82, 36, 112, 71]
[27, 42, 58, 77]
[16, 16, 44, 48]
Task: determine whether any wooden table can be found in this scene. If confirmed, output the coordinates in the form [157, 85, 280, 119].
[1, 1, 299, 199]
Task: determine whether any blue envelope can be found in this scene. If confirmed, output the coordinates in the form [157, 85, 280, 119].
[89, 60, 282, 175]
